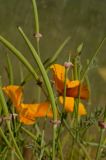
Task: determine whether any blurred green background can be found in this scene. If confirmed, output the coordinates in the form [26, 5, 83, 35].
[0, 0, 106, 108]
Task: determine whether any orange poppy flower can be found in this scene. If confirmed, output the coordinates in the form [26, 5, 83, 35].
[2, 85, 23, 108]
[2, 85, 53, 125]
[50, 64, 89, 99]
[51, 64, 89, 115]
[18, 102, 53, 125]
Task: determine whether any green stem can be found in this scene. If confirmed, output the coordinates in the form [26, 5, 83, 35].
[0, 36, 39, 82]
[32, 0, 39, 34]
[58, 139, 64, 160]
[81, 37, 106, 81]
[0, 78, 24, 160]
[95, 129, 104, 160]
[6, 54, 14, 85]
[63, 119, 92, 160]
[0, 127, 20, 160]
[39, 130, 45, 160]
[18, 27, 57, 160]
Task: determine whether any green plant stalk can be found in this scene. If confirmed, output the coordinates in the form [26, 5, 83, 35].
[0, 127, 20, 160]
[85, 75, 91, 104]
[0, 79, 24, 160]
[0, 36, 39, 82]
[56, 67, 67, 141]
[39, 130, 45, 160]
[63, 119, 92, 160]
[69, 139, 75, 160]
[95, 106, 106, 159]
[21, 126, 50, 156]
[19, 62, 24, 83]
[18, 27, 57, 160]
[95, 129, 105, 160]
[6, 55, 17, 136]
[11, 149, 15, 160]
[6, 54, 14, 85]
[81, 37, 106, 81]
[45, 37, 70, 68]
[32, 0, 39, 34]
[32, 0, 40, 56]
[32, 0, 41, 103]
[63, 68, 68, 111]
[58, 139, 64, 160]
[73, 57, 81, 141]
[83, 141, 106, 148]
[73, 57, 78, 80]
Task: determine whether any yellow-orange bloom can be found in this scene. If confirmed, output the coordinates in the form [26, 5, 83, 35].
[51, 64, 89, 99]
[59, 96, 86, 115]
[2, 85, 23, 108]
[51, 64, 89, 115]
[18, 102, 53, 125]
[2, 85, 53, 125]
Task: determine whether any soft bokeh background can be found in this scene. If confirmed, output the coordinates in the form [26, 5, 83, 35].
[0, 0, 106, 108]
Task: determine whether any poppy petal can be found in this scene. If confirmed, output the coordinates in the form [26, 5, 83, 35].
[17, 102, 53, 125]
[59, 96, 87, 115]
[50, 64, 69, 93]
[19, 114, 36, 125]
[66, 85, 89, 99]
[59, 96, 74, 112]
[2, 85, 23, 108]
[20, 102, 53, 118]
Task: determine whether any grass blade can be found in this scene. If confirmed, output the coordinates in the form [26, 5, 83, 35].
[0, 35, 39, 82]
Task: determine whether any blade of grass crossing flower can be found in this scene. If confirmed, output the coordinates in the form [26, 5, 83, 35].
[18, 27, 57, 160]
[81, 37, 106, 81]
[0, 78, 24, 160]
[0, 36, 39, 82]
[6, 54, 14, 85]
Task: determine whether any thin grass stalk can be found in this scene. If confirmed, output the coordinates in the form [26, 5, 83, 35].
[0, 78, 24, 160]
[0, 36, 39, 82]
[63, 119, 92, 160]
[95, 129, 105, 160]
[81, 37, 106, 81]
[83, 141, 106, 148]
[32, 0, 39, 34]
[6, 54, 14, 85]
[0, 127, 20, 159]
[0, 124, 22, 160]
[95, 106, 106, 159]
[18, 27, 57, 159]
[45, 37, 70, 68]
[56, 66, 67, 141]
[32, 0, 40, 56]
[32, 0, 41, 103]
[58, 139, 64, 160]
[21, 126, 50, 156]
[39, 130, 45, 160]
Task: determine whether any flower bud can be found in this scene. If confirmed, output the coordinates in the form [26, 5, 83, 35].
[64, 62, 74, 69]
[98, 121, 106, 129]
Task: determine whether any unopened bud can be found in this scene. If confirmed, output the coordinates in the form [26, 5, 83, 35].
[64, 62, 74, 69]
[50, 119, 61, 126]
[98, 121, 106, 129]
[33, 32, 42, 41]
